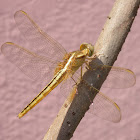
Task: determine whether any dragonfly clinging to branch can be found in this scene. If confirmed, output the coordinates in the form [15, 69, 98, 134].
[1, 10, 136, 122]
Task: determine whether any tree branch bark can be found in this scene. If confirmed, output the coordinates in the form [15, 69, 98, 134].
[43, 0, 140, 140]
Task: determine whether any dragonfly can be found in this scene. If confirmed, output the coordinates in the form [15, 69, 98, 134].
[1, 10, 136, 122]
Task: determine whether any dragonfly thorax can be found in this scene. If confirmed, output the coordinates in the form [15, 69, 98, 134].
[64, 51, 86, 75]
[54, 50, 86, 77]
[54, 44, 94, 77]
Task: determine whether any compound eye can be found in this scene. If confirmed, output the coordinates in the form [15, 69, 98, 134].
[80, 43, 94, 57]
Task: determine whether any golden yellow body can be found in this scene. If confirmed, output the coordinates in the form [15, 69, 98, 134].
[18, 45, 92, 118]
[1, 10, 135, 122]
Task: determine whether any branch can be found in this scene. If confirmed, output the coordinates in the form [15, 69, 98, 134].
[43, 0, 140, 140]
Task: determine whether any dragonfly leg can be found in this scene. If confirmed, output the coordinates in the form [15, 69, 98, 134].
[96, 51, 108, 59]
[84, 61, 93, 71]
[86, 54, 97, 60]
[71, 65, 83, 88]
[80, 65, 83, 80]
[71, 77, 78, 85]
[86, 51, 108, 60]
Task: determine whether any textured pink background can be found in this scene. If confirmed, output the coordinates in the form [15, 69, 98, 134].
[0, 0, 140, 140]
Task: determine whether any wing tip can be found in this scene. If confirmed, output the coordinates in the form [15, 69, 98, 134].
[20, 10, 27, 15]
[113, 102, 121, 123]
[1, 42, 14, 53]
[14, 10, 27, 18]
[114, 102, 120, 111]
[1, 42, 14, 47]
[126, 69, 135, 75]
[5, 42, 14, 45]
[126, 69, 136, 86]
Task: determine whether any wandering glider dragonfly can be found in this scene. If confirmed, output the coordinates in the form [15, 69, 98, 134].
[1, 10, 136, 122]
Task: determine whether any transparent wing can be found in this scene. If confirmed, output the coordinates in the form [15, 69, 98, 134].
[60, 68, 121, 123]
[61, 79, 121, 122]
[60, 65, 84, 99]
[14, 10, 66, 61]
[60, 77, 77, 99]
[1, 42, 57, 84]
[89, 91, 121, 123]
[88, 61, 136, 89]
[101, 65, 136, 88]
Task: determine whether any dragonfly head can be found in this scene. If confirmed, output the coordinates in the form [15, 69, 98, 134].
[80, 43, 94, 57]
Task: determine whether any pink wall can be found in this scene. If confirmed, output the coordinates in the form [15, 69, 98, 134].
[0, 0, 140, 140]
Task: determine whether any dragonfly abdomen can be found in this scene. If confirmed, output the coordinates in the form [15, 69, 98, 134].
[18, 69, 67, 118]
